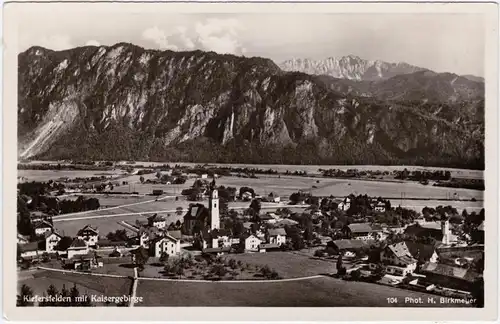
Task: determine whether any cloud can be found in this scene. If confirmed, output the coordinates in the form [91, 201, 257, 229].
[141, 19, 246, 55]
[194, 18, 246, 55]
[141, 26, 178, 50]
[85, 40, 101, 46]
[37, 35, 73, 50]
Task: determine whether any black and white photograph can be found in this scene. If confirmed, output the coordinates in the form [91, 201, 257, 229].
[3, 1, 499, 321]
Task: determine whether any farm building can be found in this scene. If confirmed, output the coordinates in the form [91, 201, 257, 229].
[66, 238, 89, 259]
[327, 239, 375, 255]
[343, 223, 384, 240]
[420, 262, 481, 292]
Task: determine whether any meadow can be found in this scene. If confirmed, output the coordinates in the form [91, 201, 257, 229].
[18, 270, 133, 306]
[135, 276, 467, 307]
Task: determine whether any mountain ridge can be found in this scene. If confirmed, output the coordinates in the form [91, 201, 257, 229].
[18, 43, 485, 169]
[279, 56, 484, 83]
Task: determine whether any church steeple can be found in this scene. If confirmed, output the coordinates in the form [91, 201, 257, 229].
[209, 185, 220, 230]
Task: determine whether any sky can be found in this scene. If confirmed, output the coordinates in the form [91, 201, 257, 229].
[15, 10, 486, 76]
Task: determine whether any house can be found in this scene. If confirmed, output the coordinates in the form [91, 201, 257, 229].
[149, 234, 181, 257]
[337, 197, 351, 211]
[405, 241, 440, 265]
[33, 220, 53, 236]
[327, 239, 374, 256]
[241, 191, 253, 201]
[343, 223, 383, 240]
[96, 239, 128, 249]
[258, 213, 276, 224]
[267, 192, 281, 203]
[380, 242, 417, 276]
[17, 242, 42, 259]
[17, 234, 30, 244]
[420, 262, 481, 292]
[44, 230, 62, 253]
[198, 228, 232, 250]
[182, 204, 210, 235]
[147, 214, 166, 229]
[66, 239, 89, 259]
[405, 220, 458, 246]
[267, 228, 287, 246]
[275, 218, 299, 227]
[240, 234, 262, 252]
[201, 174, 208, 179]
[258, 243, 281, 253]
[138, 226, 164, 248]
[373, 201, 386, 213]
[167, 230, 182, 241]
[77, 225, 99, 247]
[70, 253, 103, 271]
[30, 211, 50, 223]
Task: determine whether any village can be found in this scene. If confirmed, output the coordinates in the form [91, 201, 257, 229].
[17, 166, 485, 306]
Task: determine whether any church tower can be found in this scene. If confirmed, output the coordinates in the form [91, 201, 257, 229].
[209, 187, 220, 230]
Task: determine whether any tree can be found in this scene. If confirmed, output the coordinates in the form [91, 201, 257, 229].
[156, 171, 162, 179]
[45, 284, 59, 306]
[56, 236, 74, 251]
[17, 284, 34, 306]
[336, 253, 344, 274]
[70, 284, 80, 306]
[139, 176, 145, 184]
[159, 252, 169, 264]
[249, 199, 261, 217]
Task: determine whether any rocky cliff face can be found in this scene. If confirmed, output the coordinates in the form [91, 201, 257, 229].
[18, 43, 485, 168]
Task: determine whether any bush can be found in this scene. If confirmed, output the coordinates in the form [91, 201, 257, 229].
[314, 250, 325, 257]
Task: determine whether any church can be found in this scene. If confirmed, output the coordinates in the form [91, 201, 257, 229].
[182, 178, 220, 236]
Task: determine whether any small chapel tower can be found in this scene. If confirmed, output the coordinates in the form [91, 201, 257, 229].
[209, 180, 220, 230]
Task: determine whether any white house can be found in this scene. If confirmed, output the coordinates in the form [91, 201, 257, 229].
[241, 234, 262, 252]
[337, 197, 351, 211]
[67, 239, 90, 259]
[34, 220, 53, 236]
[150, 234, 181, 257]
[374, 201, 386, 213]
[267, 228, 287, 246]
[44, 230, 62, 253]
[77, 225, 99, 247]
[199, 229, 232, 250]
[241, 191, 253, 201]
[147, 214, 166, 229]
[380, 242, 418, 276]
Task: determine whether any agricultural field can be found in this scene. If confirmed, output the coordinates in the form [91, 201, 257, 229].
[135, 276, 466, 307]
[215, 175, 484, 201]
[110, 161, 484, 179]
[18, 270, 133, 306]
[17, 169, 126, 182]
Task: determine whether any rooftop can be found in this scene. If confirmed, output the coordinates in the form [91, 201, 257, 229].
[268, 228, 287, 237]
[421, 262, 480, 282]
[347, 223, 380, 233]
[68, 238, 87, 249]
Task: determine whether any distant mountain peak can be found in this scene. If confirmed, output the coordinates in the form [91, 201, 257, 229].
[279, 55, 427, 81]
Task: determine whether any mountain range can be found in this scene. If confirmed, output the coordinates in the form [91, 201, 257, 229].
[279, 56, 484, 83]
[18, 43, 485, 169]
